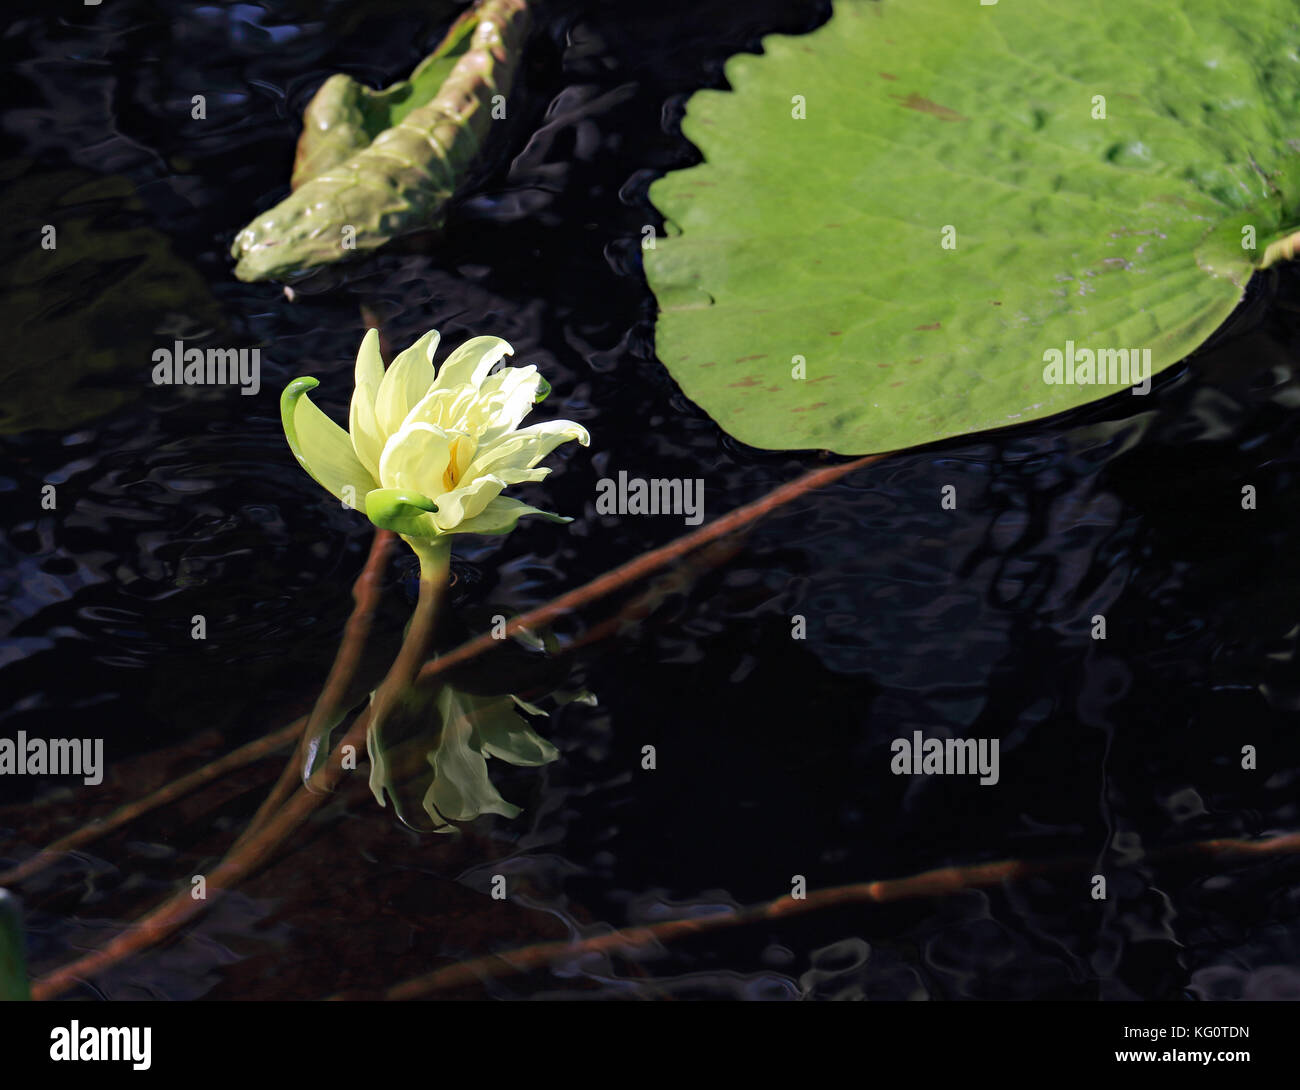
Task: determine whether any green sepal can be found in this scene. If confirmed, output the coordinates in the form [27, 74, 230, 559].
[363, 488, 442, 538]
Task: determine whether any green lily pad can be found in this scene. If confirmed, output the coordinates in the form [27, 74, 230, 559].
[645, 0, 1300, 455]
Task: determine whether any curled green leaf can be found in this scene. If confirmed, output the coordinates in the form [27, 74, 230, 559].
[291, 8, 481, 188]
[232, 0, 530, 281]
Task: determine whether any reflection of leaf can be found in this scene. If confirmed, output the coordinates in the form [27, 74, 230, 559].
[366, 679, 564, 832]
[511, 694, 548, 716]
[476, 697, 559, 765]
[435, 610, 575, 698]
[423, 686, 558, 828]
[646, 0, 1300, 455]
[426, 692, 522, 823]
[232, 0, 530, 281]
[0, 164, 224, 434]
[510, 688, 597, 717]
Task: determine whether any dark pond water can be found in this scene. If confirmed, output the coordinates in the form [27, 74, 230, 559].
[2, 0, 1300, 1000]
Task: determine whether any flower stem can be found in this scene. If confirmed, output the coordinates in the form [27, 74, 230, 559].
[366, 536, 451, 824]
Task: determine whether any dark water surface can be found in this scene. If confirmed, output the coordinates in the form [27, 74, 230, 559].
[2, 0, 1300, 1000]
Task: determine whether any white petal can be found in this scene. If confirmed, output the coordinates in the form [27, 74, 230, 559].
[349, 329, 386, 476]
[478, 363, 541, 404]
[375, 329, 439, 437]
[466, 419, 590, 478]
[432, 473, 508, 530]
[401, 382, 483, 438]
[449, 495, 572, 536]
[433, 335, 513, 391]
[476, 365, 546, 444]
[282, 380, 378, 504]
[494, 465, 550, 485]
[354, 327, 384, 390]
[378, 420, 454, 497]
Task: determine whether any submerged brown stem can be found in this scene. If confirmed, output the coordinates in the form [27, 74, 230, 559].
[379, 830, 1300, 999]
[372, 539, 451, 720]
[415, 455, 883, 692]
[27, 534, 397, 997]
[297, 529, 396, 787]
[234, 530, 396, 852]
[29, 709, 373, 1002]
[0, 718, 304, 888]
[29, 457, 882, 999]
[365, 537, 451, 826]
[3, 531, 397, 886]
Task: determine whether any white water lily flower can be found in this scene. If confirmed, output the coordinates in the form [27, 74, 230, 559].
[281, 328, 589, 539]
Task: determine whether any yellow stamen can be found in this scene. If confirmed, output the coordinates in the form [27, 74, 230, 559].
[443, 435, 471, 492]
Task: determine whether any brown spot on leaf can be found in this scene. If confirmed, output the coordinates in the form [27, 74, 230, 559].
[792, 402, 828, 413]
[880, 72, 898, 81]
[892, 93, 967, 121]
[1151, 193, 1197, 208]
[735, 354, 768, 363]
[828, 331, 843, 336]
[915, 322, 941, 331]
[729, 377, 761, 387]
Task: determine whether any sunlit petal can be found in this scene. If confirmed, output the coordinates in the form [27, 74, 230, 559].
[281, 377, 378, 505]
[378, 420, 455, 497]
[432, 335, 513, 391]
[375, 329, 439, 436]
[466, 420, 590, 478]
[349, 329, 386, 477]
[447, 495, 572, 536]
[432, 473, 508, 530]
